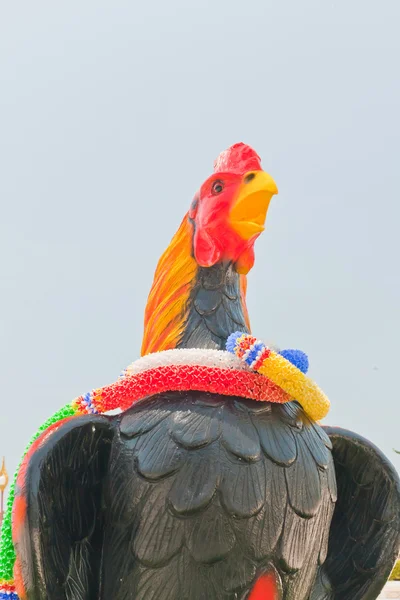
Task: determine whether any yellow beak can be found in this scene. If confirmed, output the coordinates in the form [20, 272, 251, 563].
[229, 170, 278, 240]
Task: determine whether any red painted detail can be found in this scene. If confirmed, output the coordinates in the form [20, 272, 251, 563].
[236, 245, 255, 275]
[249, 572, 279, 600]
[12, 494, 27, 542]
[14, 557, 26, 599]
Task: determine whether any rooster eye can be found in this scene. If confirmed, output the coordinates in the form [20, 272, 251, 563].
[212, 180, 224, 195]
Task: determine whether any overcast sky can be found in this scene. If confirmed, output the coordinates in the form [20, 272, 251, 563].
[1, 1, 399, 486]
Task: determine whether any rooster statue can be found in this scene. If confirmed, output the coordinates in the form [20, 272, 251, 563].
[0, 143, 399, 600]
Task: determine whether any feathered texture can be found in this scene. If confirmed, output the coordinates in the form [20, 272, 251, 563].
[141, 216, 251, 356]
[141, 216, 197, 356]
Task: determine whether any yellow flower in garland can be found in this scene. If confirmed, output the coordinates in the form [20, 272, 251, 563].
[226, 332, 330, 421]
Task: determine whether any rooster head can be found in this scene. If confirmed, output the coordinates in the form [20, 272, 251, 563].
[188, 143, 278, 274]
[141, 143, 277, 355]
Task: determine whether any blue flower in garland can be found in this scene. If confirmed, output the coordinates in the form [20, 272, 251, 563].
[279, 349, 309, 374]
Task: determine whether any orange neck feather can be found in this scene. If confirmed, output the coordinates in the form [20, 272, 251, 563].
[141, 215, 198, 355]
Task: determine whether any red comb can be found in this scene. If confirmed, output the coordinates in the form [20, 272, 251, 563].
[214, 142, 262, 175]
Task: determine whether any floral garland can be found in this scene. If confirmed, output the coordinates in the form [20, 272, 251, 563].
[0, 336, 329, 599]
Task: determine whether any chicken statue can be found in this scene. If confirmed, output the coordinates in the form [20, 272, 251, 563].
[1, 143, 399, 600]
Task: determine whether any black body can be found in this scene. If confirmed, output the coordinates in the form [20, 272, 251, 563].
[14, 259, 400, 598]
[14, 392, 400, 599]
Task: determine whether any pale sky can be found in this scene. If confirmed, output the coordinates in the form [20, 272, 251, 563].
[1, 0, 399, 487]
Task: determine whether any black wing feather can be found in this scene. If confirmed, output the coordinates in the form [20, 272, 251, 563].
[15, 414, 113, 599]
[309, 426, 400, 600]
